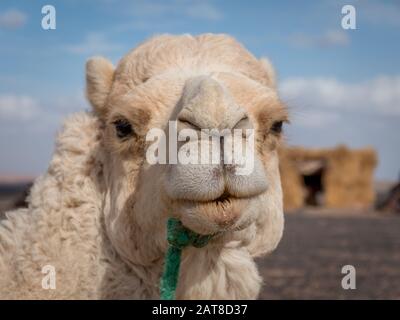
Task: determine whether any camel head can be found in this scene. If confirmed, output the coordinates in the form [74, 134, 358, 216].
[85, 34, 288, 265]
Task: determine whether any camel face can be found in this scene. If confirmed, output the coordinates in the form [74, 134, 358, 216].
[86, 34, 287, 247]
[162, 73, 283, 235]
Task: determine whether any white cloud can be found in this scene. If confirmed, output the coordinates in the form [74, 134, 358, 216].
[361, 0, 400, 27]
[288, 30, 349, 48]
[293, 111, 340, 128]
[0, 92, 89, 135]
[131, 2, 171, 16]
[279, 76, 400, 116]
[185, 2, 222, 21]
[48, 92, 88, 113]
[0, 9, 27, 29]
[65, 33, 122, 55]
[110, 1, 222, 33]
[130, 0, 222, 21]
[0, 95, 40, 121]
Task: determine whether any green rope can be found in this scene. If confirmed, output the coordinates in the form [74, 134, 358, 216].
[159, 218, 214, 300]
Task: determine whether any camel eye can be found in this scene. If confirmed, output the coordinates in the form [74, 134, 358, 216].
[113, 119, 133, 139]
[271, 121, 283, 134]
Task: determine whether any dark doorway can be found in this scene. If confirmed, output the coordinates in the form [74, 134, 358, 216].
[303, 167, 325, 206]
[296, 159, 326, 206]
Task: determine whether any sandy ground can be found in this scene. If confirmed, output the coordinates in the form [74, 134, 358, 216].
[257, 210, 400, 299]
[1, 187, 399, 299]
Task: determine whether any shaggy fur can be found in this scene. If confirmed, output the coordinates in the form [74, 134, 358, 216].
[0, 34, 286, 299]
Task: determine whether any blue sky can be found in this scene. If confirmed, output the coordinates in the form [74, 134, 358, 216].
[0, 0, 399, 180]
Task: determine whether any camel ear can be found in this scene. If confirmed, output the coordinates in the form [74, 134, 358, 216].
[260, 57, 276, 88]
[86, 56, 114, 117]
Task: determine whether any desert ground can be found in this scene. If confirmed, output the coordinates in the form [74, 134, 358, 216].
[258, 210, 400, 299]
[1, 183, 399, 299]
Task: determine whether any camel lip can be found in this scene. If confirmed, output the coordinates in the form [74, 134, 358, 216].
[213, 191, 232, 205]
[172, 195, 254, 235]
[172, 191, 256, 206]
[174, 196, 241, 212]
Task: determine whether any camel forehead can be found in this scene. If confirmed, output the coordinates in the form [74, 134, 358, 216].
[113, 34, 270, 87]
[108, 70, 280, 127]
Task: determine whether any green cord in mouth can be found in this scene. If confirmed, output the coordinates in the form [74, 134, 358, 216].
[159, 218, 215, 300]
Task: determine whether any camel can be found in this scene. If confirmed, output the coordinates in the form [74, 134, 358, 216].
[0, 34, 288, 299]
